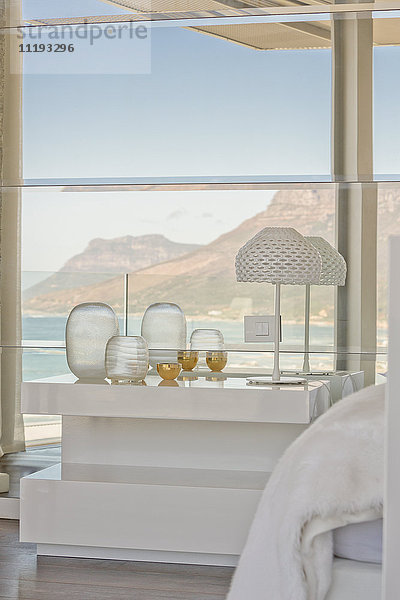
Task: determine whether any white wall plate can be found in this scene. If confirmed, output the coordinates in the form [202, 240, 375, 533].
[244, 315, 282, 343]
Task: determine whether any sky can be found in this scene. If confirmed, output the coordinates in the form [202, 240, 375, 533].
[19, 1, 400, 272]
[22, 0, 129, 19]
[22, 189, 275, 272]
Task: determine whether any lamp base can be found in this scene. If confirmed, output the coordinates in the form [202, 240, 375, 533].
[283, 370, 337, 377]
[246, 376, 307, 385]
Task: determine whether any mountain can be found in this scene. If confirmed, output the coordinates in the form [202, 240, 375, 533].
[60, 235, 201, 273]
[23, 188, 397, 322]
[24, 235, 201, 300]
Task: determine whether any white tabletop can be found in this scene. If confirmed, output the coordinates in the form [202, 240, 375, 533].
[21, 374, 329, 424]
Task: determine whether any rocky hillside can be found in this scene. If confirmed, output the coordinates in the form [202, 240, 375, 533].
[23, 187, 397, 322]
[60, 235, 200, 273]
[24, 235, 201, 300]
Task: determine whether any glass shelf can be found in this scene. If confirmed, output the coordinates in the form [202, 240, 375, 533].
[0, 346, 386, 385]
[2, 176, 400, 189]
[0, 344, 388, 355]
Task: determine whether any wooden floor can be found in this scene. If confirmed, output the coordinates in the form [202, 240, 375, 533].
[0, 520, 233, 600]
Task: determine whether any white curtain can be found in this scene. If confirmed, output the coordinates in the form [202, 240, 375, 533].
[0, 2, 25, 455]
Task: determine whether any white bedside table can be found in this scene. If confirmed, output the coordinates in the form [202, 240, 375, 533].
[20, 374, 330, 566]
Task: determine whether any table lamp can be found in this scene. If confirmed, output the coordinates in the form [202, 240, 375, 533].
[235, 227, 321, 384]
[302, 237, 347, 373]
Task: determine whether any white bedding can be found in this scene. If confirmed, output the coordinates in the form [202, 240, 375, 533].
[333, 519, 383, 564]
[226, 384, 384, 600]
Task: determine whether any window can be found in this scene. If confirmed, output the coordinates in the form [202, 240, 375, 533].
[4, 4, 399, 442]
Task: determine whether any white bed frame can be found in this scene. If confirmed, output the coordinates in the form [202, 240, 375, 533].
[325, 235, 399, 600]
[383, 236, 400, 600]
[328, 559, 382, 600]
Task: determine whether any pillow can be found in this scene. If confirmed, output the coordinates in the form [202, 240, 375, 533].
[333, 519, 383, 564]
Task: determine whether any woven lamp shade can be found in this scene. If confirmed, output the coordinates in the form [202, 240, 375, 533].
[306, 237, 347, 286]
[235, 227, 322, 285]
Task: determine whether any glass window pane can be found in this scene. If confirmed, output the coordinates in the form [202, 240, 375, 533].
[21, 18, 332, 182]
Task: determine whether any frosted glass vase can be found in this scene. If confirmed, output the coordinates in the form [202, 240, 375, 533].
[190, 328, 224, 369]
[141, 302, 186, 368]
[105, 336, 149, 383]
[66, 302, 119, 379]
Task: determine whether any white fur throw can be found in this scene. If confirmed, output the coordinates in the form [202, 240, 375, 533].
[227, 384, 384, 600]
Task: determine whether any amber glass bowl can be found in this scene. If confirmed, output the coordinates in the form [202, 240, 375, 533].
[157, 362, 182, 380]
[177, 351, 199, 371]
[206, 351, 228, 372]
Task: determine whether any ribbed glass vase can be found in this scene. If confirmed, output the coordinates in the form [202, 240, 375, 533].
[105, 336, 149, 383]
[189, 329, 224, 351]
[141, 302, 187, 368]
[66, 302, 119, 379]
